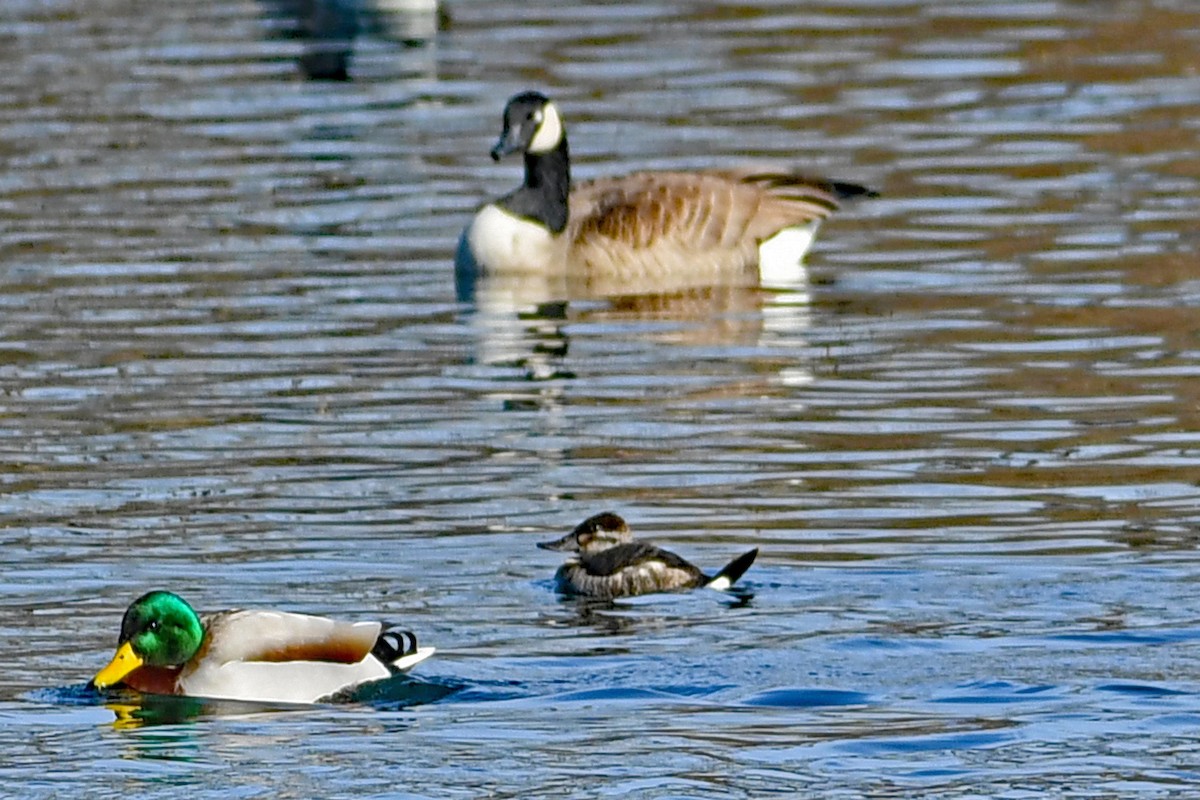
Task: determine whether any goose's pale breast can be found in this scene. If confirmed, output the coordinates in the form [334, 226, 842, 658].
[462, 204, 565, 273]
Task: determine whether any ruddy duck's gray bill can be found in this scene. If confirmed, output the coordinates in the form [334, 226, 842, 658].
[536, 536, 575, 552]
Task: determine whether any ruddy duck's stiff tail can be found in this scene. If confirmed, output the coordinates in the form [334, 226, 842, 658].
[705, 548, 759, 591]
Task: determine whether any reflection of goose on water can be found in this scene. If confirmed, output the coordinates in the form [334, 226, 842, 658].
[456, 91, 874, 301]
[361, 0, 440, 44]
[461, 275, 816, 395]
[259, 0, 441, 80]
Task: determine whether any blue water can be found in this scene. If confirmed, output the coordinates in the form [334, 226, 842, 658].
[3, 0, 1200, 796]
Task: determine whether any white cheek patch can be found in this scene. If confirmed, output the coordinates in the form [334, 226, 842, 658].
[528, 102, 563, 153]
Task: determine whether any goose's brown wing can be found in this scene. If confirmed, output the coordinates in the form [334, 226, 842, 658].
[564, 171, 847, 288]
[707, 169, 860, 230]
[569, 170, 843, 251]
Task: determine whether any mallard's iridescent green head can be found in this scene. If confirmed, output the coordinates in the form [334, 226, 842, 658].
[92, 591, 205, 690]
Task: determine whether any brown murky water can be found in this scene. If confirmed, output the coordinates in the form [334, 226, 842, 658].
[2, 0, 1199, 796]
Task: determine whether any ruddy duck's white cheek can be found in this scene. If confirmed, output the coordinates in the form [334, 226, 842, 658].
[527, 102, 563, 153]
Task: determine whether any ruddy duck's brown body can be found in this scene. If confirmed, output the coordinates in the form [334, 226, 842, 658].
[538, 512, 758, 599]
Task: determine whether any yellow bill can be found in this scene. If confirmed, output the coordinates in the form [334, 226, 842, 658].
[92, 641, 144, 689]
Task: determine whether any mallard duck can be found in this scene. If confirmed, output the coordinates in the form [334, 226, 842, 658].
[456, 91, 874, 297]
[91, 591, 434, 704]
[538, 512, 759, 599]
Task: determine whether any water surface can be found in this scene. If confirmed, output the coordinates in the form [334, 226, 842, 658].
[2, 0, 1200, 796]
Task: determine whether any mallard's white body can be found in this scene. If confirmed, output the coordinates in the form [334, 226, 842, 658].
[143, 609, 433, 704]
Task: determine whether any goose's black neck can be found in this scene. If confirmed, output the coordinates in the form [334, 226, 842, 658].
[499, 138, 571, 234]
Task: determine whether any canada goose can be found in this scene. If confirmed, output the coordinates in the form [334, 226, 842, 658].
[456, 91, 873, 297]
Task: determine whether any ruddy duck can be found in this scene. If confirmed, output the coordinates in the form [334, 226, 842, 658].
[538, 512, 758, 599]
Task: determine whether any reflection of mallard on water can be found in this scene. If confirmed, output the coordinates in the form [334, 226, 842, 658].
[91, 591, 434, 704]
[104, 696, 291, 729]
[101, 675, 459, 728]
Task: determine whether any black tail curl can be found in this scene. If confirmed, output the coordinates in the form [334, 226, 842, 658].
[829, 180, 879, 201]
[371, 627, 420, 665]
